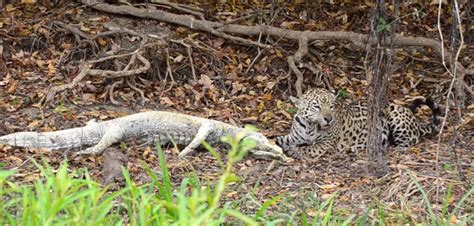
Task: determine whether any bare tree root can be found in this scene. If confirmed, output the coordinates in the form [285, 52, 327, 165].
[80, 0, 471, 100]
[300, 62, 334, 92]
[126, 77, 148, 104]
[171, 39, 197, 81]
[54, 21, 98, 55]
[46, 19, 173, 105]
[54, 20, 153, 55]
[43, 49, 151, 105]
[109, 80, 123, 105]
[44, 63, 92, 104]
[287, 32, 309, 97]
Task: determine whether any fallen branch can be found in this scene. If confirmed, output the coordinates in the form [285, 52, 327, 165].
[79, 0, 452, 58]
[80, 0, 470, 99]
[82, 0, 271, 49]
[150, 0, 204, 18]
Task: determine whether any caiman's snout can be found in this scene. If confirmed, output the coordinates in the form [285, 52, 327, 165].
[243, 132, 289, 161]
[251, 142, 289, 161]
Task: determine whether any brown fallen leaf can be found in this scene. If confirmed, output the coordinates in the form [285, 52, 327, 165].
[27, 120, 40, 129]
[6, 79, 18, 94]
[321, 184, 338, 190]
[160, 97, 175, 106]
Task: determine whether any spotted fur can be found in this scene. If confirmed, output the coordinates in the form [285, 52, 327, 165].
[275, 88, 441, 159]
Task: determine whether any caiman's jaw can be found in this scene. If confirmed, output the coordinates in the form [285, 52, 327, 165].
[250, 144, 289, 161]
[242, 132, 289, 161]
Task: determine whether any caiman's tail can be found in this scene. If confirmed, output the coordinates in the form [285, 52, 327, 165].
[0, 132, 65, 150]
[409, 98, 442, 137]
[0, 127, 101, 150]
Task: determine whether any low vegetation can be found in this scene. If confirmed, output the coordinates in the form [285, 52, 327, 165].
[1, 133, 472, 225]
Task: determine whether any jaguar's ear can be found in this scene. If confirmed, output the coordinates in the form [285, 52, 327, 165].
[289, 96, 303, 108]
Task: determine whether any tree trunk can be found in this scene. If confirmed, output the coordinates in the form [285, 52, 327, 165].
[366, 0, 397, 176]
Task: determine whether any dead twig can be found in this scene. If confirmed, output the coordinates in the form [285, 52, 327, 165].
[187, 46, 197, 81]
[450, 124, 467, 182]
[172, 39, 197, 81]
[245, 31, 265, 74]
[43, 63, 92, 104]
[88, 49, 140, 64]
[165, 48, 174, 83]
[88, 52, 150, 79]
[44, 48, 151, 105]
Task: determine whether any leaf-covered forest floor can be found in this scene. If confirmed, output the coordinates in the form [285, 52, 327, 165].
[0, 2, 472, 222]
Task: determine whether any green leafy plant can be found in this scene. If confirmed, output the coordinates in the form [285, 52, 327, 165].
[376, 17, 391, 32]
[336, 88, 348, 98]
[0, 139, 472, 225]
[0, 160, 123, 225]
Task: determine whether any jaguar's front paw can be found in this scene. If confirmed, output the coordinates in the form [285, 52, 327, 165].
[284, 149, 302, 159]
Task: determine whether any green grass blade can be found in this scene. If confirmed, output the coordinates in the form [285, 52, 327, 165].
[202, 141, 224, 168]
[340, 214, 356, 226]
[408, 172, 437, 225]
[321, 196, 334, 226]
[449, 185, 474, 219]
[254, 195, 281, 221]
[178, 178, 190, 225]
[156, 142, 173, 202]
[441, 184, 453, 221]
[142, 163, 166, 200]
[221, 209, 258, 226]
[301, 212, 309, 226]
[356, 206, 371, 226]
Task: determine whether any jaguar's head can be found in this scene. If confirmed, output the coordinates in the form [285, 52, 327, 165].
[290, 89, 337, 131]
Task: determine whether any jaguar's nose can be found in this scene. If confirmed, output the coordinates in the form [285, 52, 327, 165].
[324, 115, 333, 123]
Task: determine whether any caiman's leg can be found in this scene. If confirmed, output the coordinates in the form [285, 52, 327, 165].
[76, 125, 124, 155]
[178, 122, 213, 158]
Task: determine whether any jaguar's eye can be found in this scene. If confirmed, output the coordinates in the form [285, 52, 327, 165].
[311, 103, 321, 109]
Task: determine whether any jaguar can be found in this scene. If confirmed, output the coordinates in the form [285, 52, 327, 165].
[275, 88, 441, 159]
